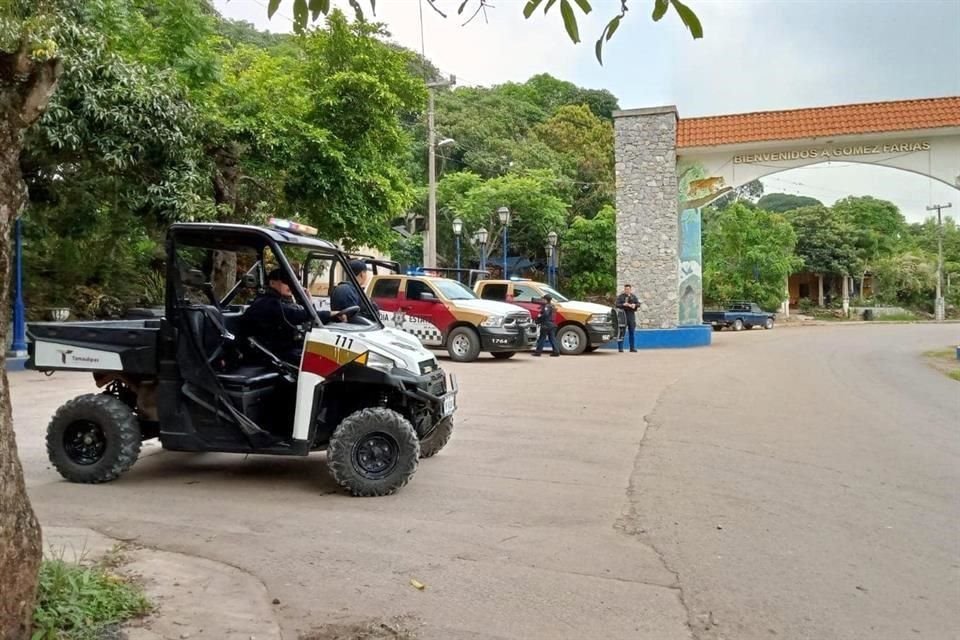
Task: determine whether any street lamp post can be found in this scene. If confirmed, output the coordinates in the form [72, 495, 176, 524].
[9, 217, 27, 357]
[547, 230, 558, 288]
[476, 227, 488, 273]
[497, 206, 510, 278]
[544, 243, 554, 288]
[452, 217, 463, 270]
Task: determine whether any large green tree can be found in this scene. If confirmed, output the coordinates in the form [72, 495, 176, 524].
[785, 205, 859, 277]
[702, 202, 802, 310]
[437, 170, 568, 269]
[560, 205, 616, 298]
[832, 195, 906, 292]
[534, 104, 614, 219]
[756, 192, 822, 213]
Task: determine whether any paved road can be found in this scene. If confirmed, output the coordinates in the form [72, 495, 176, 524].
[12, 324, 960, 639]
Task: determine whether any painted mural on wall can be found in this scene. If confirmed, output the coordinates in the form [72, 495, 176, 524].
[678, 208, 703, 325]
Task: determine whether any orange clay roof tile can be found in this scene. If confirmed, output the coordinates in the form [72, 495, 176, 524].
[676, 97, 960, 148]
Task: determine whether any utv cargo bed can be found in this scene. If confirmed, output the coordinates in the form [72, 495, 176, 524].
[28, 319, 161, 375]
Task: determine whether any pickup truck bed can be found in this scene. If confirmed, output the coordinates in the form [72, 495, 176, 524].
[28, 319, 161, 375]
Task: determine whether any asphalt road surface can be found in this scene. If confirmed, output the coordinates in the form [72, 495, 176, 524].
[12, 324, 960, 639]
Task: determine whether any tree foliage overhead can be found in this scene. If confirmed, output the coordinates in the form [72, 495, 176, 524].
[756, 192, 823, 213]
[785, 205, 859, 276]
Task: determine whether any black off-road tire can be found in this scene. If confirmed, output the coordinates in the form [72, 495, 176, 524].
[328, 408, 419, 497]
[419, 416, 454, 458]
[47, 394, 141, 484]
[447, 326, 481, 362]
[557, 324, 588, 355]
[491, 351, 515, 360]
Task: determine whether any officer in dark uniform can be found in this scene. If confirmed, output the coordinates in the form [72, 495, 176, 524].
[240, 268, 314, 364]
[616, 284, 640, 352]
[330, 259, 379, 324]
[533, 294, 560, 357]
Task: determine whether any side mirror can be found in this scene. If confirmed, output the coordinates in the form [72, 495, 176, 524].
[418, 292, 438, 302]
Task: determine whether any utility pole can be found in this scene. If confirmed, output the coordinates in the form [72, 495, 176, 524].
[424, 75, 456, 267]
[927, 202, 952, 322]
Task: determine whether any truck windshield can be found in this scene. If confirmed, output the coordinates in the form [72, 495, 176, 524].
[434, 279, 477, 300]
[536, 284, 569, 303]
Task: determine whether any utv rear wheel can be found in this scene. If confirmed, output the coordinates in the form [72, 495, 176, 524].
[47, 394, 141, 484]
[491, 351, 515, 360]
[447, 327, 481, 362]
[328, 408, 419, 497]
[557, 325, 588, 355]
[419, 416, 454, 458]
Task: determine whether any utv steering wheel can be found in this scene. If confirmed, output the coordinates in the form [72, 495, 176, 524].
[329, 305, 361, 322]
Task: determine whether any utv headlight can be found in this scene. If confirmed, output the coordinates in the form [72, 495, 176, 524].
[367, 351, 397, 371]
[588, 314, 612, 325]
[480, 315, 504, 327]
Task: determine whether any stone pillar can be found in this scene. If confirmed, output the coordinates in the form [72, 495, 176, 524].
[817, 274, 825, 307]
[614, 106, 679, 329]
[781, 274, 790, 317]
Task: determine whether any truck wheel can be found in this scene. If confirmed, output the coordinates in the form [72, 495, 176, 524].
[732, 319, 744, 332]
[47, 394, 141, 484]
[328, 408, 419, 497]
[419, 416, 454, 458]
[447, 327, 481, 362]
[764, 318, 775, 330]
[491, 351, 515, 360]
[557, 325, 588, 355]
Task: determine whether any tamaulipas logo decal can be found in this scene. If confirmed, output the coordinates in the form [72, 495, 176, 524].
[57, 349, 73, 364]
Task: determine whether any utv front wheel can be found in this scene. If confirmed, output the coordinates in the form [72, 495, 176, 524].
[47, 394, 141, 484]
[419, 416, 454, 458]
[328, 408, 419, 497]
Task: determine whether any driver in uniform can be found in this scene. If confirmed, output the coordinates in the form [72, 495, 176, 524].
[241, 268, 336, 364]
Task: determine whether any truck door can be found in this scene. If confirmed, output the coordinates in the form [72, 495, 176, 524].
[400, 280, 446, 346]
[369, 277, 402, 325]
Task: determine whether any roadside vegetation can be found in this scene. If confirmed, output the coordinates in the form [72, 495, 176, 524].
[32, 547, 150, 640]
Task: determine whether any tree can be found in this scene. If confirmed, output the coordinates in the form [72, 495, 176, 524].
[785, 205, 859, 276]
[756, 192, 822, 213]
[1, 2, 63, 636]
[560, 205, 616, 298]
[269, 0, 703, 64]
[873, 251, 937, 309]
[534, 104, 614, 219]
[833, 195, 906, 293]
[436, 170, 568, 268]
[702, 202, 802, 310]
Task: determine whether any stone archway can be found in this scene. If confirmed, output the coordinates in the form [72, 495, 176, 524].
[613, 97, 960, 338]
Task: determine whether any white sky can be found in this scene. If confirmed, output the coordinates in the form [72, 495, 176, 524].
[213, 0, 960, 223]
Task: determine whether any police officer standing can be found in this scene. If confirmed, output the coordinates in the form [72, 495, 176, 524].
[533, 294, 560, 357]
[616, 284, 640, 352]
[330, 259, 379, 324]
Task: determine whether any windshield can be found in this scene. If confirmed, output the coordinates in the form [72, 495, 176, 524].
[434, 279, 477, 300]
[537, 283, 569, 303]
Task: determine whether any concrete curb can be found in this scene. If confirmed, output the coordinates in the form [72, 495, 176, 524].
[776, 319, 960, 328]
[44, 526, 282, 640]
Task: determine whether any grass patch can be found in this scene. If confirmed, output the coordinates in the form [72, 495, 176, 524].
[32, 548, 150, 640]
[922, 346, 960, 383]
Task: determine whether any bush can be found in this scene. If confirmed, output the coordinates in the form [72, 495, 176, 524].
[33, 553, 150, 640]
[797, 298, 816, 313]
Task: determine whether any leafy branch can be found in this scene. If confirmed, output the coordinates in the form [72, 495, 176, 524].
[266, 0, 703, 63]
